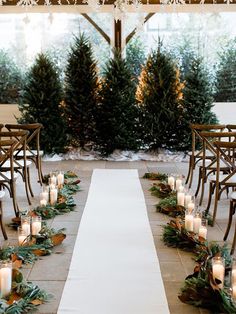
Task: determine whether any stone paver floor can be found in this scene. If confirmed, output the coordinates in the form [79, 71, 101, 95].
[1, 160, 233, 314]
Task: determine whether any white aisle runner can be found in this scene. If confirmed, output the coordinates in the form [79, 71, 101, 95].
[58, 169, 169, 314]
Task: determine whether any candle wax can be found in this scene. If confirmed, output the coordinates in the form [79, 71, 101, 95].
[213, 263, 225, 289]
[0, 267, 12, 298]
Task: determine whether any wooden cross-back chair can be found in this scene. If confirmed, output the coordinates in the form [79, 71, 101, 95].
[185, 124, 226, 189]
[204, 140, 236, 226]
[5, 123, 44, 186]
[0, 138, 20, 219]
[194, 131, 236, 207]
[225, 191, 236, 254]
[0, 130, 32, 211]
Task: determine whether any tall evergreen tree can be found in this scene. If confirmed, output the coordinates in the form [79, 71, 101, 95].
[136, 44, 184, 150]
[18, 53, 66, 154]
[215, 39, 236, 102]
[95, 50, 138, 156]
[126, 36, 146, 80]
[64, 34, 98, 148]
[0, 49, 23, 104]
[180, 56, 218, 150]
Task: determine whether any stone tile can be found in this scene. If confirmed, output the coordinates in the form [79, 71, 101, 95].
[157, 248, 180, 262]
[105, 161, 131, 169]
[31, 280, 65, 314]
[28, 253, 72, 281]
[53, 210, 83, 222]
[153, 235, 167, 250]
[50, 221, 80, 235]
[168, 303, 201, 314]
[160, 261, 186, 282]
[53, 235, 77, 254]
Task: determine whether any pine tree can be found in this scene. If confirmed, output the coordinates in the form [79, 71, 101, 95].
[136, 44, 184, 150]
[18, 53, 67, 154]
[180, 56, 218, 150]
[215, 39, 236, 102]
[0, 49, 23, 104]
[95, 50, 138, 156]
[126, 36, 146, 80]
[64, 34, 98, 148]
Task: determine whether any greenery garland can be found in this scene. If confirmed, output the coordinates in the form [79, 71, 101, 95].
[144, 171, 236, 313]
[142, 172, 168, 181]
[0, 268, 50, 314]
[1, 170, 81, 313]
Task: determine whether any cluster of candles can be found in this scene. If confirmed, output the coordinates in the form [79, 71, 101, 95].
[168, 174, 208, 239]
[18, 215, 42, 245]
[39, 171, 64, 207]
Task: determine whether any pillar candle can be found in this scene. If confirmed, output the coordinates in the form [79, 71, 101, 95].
[232, 268, 236, 283]
[40, 191, 49, 203]
[32, 221, 42, 235]
[187, 201, 195, 212]
[177, 191, 185, 206]
[57, 172, 64, 188]
[184, 194, 192, 208]
[0, 264, 12, 298]
[21, 222, 30, 237]
[50, 188, 58, 205]
[193, 216, 202, 234]
[168, 176, 175, 190]
[212, 261, 225, 289]
[40, 199, 47, 207]
[185, 214, 194, 232]
[175, 179, 182, 192]
[50, 175, 57, 186]
[199, 225, 207, 239]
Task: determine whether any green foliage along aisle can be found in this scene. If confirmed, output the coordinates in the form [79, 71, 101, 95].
[64, 34, 99, 148]
[18, 53, 67, 154]
[215, 38, 236, 102]
[95, 49, 139, 156]
[0, 49, 23, 104]
[180, 56, 218, 150]
[136, 42, 184, 150]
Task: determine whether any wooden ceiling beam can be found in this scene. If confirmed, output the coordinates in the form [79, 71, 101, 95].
[2, 0, 236, 5]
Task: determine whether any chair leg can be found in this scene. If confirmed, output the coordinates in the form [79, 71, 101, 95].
[224, 200, 234, 241]
[27, 167, 34, 198]
[195, 167, 202, 198]
[186, 157, 194, 185]
[212, 184, 220, 227]
[10, 180, 19, 217]
[0, 201, 7, 240]
[37, 156, 43, 186]
[205, 182, 213, 217]
[199, 168, 206, 206]
[231, 203, 236, 255]
[23, 167, 32, 205]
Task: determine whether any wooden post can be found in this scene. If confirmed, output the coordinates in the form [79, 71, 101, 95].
[114, 19, 122, 50]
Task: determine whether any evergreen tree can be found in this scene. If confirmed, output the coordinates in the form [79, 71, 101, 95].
[64, 34, 98, 148]
[215, 38, 236, 102]
[126, 36, 146, 80]
[95, 50, 138, 156]
[18, 53, 67, 154]
[0, 49, 23, 104]
[136, 44, 184, 150]
[180, 57, 218, 150]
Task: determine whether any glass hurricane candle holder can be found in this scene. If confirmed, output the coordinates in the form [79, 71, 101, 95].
[175, 175, 184, 192]
[167, 174, 175, 190]
[0, 260, 12, 298]
[49, 172, 57, 186]
[193, 211, 202, 234]
[50, 186, 58, 205]
[177, 186, 185, 207]
[21, 215, 31, 237]
[18, 226, 28, 246]
[199, 218, 208, 240]
[31, 216, 42, 236]
[57, 171, 64, 189]
[40, 187, 49, 204]
[212, 256, 225, 289]
[185, 209, 194, 232]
